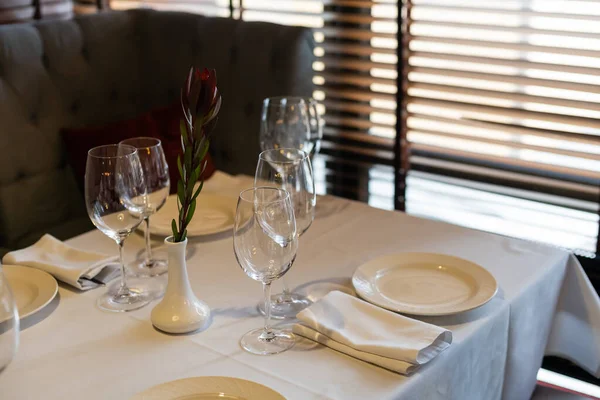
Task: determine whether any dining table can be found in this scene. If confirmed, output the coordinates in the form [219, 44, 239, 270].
[1, 174, 599, 400]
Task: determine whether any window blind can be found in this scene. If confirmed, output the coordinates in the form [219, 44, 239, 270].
[240, 0, 399, 209]
[108, 0, 600, 260]
[402, 0, 600, 258]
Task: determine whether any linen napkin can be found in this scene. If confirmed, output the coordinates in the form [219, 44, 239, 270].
[2, 234, 119, 290]
[293, 290, 452, 375]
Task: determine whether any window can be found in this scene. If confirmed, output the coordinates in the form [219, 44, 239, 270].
[109, 0, 600, 267]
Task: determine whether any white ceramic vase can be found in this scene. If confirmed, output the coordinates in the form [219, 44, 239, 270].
[151, 237, 211, 334]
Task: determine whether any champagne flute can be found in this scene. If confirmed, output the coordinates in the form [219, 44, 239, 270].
[0, 271, 18, 374]
[85, 144, 151, 312]
[234, 187, 298, 355]
[119, 137, 170, 277]
[255, 149, 316, 319]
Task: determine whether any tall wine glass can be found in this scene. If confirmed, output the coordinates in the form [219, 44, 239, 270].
[306, 98, 323, 159]
[260, 97, 311, 154]
[0, 271, 18, 375]
[255, 149, 316, 319]
[85, 144, 151, 312]
[119, 137, 170, 277]
[234, 187, 298, 355]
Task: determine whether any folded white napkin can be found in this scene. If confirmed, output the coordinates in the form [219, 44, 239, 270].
[2, 234, 119, 290]
[293, 291, 452, 375]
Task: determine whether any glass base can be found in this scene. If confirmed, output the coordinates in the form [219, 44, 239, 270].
[127, 258, 168, 278]
[240, 327, 295, 355]
[96, 279, 155, 312]
[257, 292, 312, 320]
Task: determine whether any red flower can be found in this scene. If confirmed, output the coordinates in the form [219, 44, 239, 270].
[181, 67, 221, 131]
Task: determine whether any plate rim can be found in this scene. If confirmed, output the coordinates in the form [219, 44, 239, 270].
[130, 376, 286, 400]
[144, 192, 237, 237]
[352, 252, 498, 316]
[2, 264, 58, 319]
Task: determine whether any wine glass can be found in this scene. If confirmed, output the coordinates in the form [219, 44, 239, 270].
[306, 98, 323, 159]
[234, 187, 298, 355]
[119, 137, 170, 277]
[255, 149, 316, 319]
[260, 97, 311, 154]
[85, 144, 151, 312]
[0, 271, 18, 375]
[260, 97, 323, 159]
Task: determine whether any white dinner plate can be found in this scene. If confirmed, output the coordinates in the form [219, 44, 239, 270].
[352, 253, 497, 316]
[131, 376, 285, 400]
[145, 192, 237, 237]
[2, 265, 58, 319]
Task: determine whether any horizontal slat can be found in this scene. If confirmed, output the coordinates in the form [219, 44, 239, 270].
[408, 98, 600, 133]
[408, 82, 600, 117]
[321, 87, 396, 103]
[411, 142, 600, 182]
[411, 21, 600, 41]
[411, 4, 600, 23]
[318, 27, 396, 41]
[320, 42, 396, 56]
[409, 66, 600, 95]
[324, 126, 394, 147]
[323, 99, 395, 115]
[321, 141, 394, 162]
[326, 114, 394, 130]
[318, 71, 394, 86]
[407, 114, 600, 146]
[410, 157, 600, 203]
[319, 57, 395, 72]
[409, 36, 600, 59]
[409, 52, 600, 78]
[240, 8, 395, 23]
[409, 128, 600, 161]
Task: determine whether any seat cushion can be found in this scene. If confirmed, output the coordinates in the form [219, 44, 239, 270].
[62, 101, 216, 194]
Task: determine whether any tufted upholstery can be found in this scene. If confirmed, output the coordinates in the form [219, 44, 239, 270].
[0, 9, 315, 251]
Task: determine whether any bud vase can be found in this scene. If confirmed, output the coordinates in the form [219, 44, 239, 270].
[151, 237, 211, 333]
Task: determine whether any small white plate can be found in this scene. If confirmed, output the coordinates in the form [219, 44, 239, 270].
[352, 253, 497, 316]
[2, 265, 58, 319]
[145, 192, 237, 237]
[131, 376, 285, 400]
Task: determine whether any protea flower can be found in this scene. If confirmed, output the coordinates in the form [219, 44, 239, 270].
[172, 67, 222, 242]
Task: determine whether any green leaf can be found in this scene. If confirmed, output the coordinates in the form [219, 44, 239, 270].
[177, 180, 185, 206]
[177, 156, 184, 181]
[186, 199, 196, 224]
[191, 180, 204, 202]
[194, 137, 210, 162]
[171, 219, 178, 239]
[178, 199, 185, 223]
[179, 119, 189, 147]
[187, 167, 200, 196]
[184, 143, 193, 173]
[181, 229, 187, 242]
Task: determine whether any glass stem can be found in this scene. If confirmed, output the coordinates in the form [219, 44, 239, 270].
[281, 276, 291, 296]
[117, 239, 128, 295]
[263, 282, 274, 339]
[144, 216, 152, 266]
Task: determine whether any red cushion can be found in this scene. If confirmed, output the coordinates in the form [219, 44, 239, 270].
[62, 102, 216, 194]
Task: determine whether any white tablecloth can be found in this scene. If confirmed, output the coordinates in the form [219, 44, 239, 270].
[2, 177, 599, 400]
